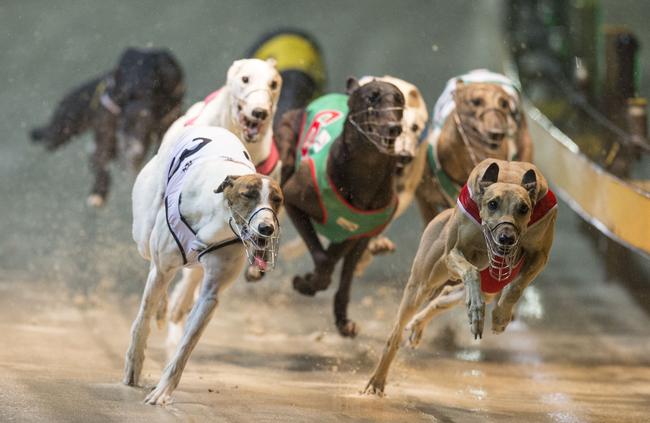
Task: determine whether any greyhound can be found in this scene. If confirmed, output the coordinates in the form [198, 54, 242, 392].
[124, 125, 283, 405]
[275, 78, 404, 337]
[364, 159, 557, 395]
[30, 47, 184, 207]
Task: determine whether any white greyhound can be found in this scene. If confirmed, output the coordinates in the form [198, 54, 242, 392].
[162, 58, 283, 180]
[160, 58, 283, 346]
[124, 125, 283, 405]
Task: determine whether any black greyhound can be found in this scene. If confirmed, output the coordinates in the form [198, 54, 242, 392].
[276, 78, 404, 337]
[30, 47, 184, 206]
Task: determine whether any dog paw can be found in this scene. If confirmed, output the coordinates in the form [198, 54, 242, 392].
[245, 264, 265, 282]
[405, 320, 424, 349]
[144, 382, 174, 406]
[122, 362, 139, 387]
[362, 376, 386, 397]
[368, 236, 396, 255]
[336, 319, 359, 338]
[293, 273, 330, 296]
[491, 306, 513, 334]
[466, 294, 485, 340]
[87, 194, 105, 208]
[292, 274, 317, 296]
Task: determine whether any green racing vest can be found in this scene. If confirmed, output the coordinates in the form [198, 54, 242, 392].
[296, 93, 397, 243]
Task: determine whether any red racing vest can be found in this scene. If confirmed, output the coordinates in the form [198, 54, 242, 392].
[456, 183, 557, 293]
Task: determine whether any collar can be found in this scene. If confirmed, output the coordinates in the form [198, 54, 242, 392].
[100, 92, 121, 115]
[255, 139, 280, 175]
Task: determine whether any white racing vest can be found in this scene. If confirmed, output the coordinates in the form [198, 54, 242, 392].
[164, 126, 255, 266]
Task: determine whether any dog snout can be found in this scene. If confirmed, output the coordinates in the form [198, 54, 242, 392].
[388, 123, 402, 138]
[496, 227, 517, 245]
[252, 108, 268, 120]
[257, 222, 275, 236]
[397, 152, 413, 166]
[487, 129, 505, 142]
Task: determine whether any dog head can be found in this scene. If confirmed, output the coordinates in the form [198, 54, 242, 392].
[469, 159, 547, 249]
[359, 75, 428, 173]
[110, 48, 185, 172]
[346, 77, 405, 155]
[226, 58, 282, 143]
[453, 80, 519, 153]
[214, 174, 283, 270]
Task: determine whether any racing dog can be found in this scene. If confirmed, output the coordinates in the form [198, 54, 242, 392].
[160, 58, 282, 327]
[276, 78, 404, 337]
[364, 159, 557, 395]
[162, 58, 282, 180]
[415, 69, 533, 223]
[357, 75, 429, 257]
[125, 125, 283, 405]
[30, 47, 184, 207]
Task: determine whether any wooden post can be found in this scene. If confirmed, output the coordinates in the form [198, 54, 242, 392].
[568, 0, 600, 101]
[603, 26, 639, 126]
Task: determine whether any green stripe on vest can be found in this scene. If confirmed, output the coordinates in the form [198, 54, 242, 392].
[297, 93, 397, 243]
[426, 142, 460, 206]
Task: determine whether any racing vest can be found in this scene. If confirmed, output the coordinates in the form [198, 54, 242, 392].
[296, 93, 397, 243]
[164, 127, 254, 266]
[456, 183, 557, 293]
[427, 70, 522, 205]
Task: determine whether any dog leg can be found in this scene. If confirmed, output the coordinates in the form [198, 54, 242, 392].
[88, 119, 117, 207]
[166, 267, 203, 356]
[446, 249, 484, 339]
[364, 279, 424, 396]
[123, 262, 175, 387]
[334, 238, 370, 337]
[405, 283, 465, 348]
[145, 254, 241, 405]
[492, 251, 547, 334]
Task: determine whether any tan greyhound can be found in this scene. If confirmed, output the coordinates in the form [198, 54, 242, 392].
[364, 159, 557, 396]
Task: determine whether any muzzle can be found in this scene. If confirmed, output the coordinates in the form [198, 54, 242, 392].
[229, 206, 280, 272]
[347, 106, 404, 155]
[233, 88, 273, 143]
[481, 221, 521, 281]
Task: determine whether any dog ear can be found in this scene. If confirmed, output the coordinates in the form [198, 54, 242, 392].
[227, 60, 246, 82]
[406, 88, 422, 109]
[265, 57, 277, 68]
[214, 175, 240, 194]
[521, 169, 537, 202]
[479, 162, 499, 194]
[346, 76, 360, 95]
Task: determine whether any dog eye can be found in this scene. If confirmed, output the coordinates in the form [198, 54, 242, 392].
[270, 80, 278, 90]
[411, 123, 419, 133]
[242, 76, 249, 84]
[518, 203, 530, 214]
[471, 98, 484, 107]
[500, 98, 509, 109]
[487, 200, 498, 211]
[271, 196, 282, 204]
[241, 191, 256, 199]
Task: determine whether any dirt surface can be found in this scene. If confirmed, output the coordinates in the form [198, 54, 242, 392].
[1, 1, 650, 422]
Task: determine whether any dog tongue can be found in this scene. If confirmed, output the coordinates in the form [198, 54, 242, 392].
[254, 256, 268, 271]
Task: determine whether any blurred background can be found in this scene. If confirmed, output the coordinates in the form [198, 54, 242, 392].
[1, 1, 649, 421]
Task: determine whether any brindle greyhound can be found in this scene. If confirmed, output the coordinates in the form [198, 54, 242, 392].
[275, 78, 404, 337]
[415, 70, 533, 223]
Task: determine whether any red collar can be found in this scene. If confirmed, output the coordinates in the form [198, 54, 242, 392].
[457, 183, 557, 227]
[255, 139, 280, 175]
